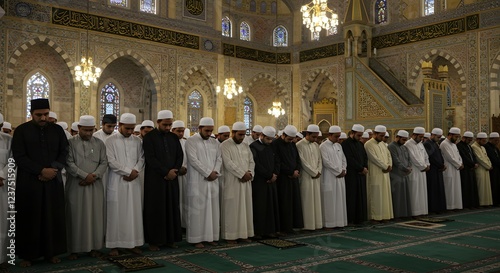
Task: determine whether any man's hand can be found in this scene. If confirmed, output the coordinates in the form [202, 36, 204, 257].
[422, 166, 430, 172]
[473, 164, 479, 169]
[206, 171, 218, 181]
[165, 169, 178, 181]
[241, 171, 252, 182]
[459, 164, 464, 170]
[81, 173, 97, 186]
[313, 172, 321, 179]
[337, 170, 346, 178]
[269, 173, 278, 183]
[293, 170, 300, 178]
[360, 167, 368, 175]
[41, 168, 58, 181]
[178, 166, 187, 176]
[383, 166, 392, 173]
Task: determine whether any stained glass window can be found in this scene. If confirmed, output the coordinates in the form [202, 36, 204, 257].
[140, 0, 156, 14]
[109, 0, 128, 8]
[260, 1, 267, 14]
[222, 16, 231, 37]
[424, 0, 434, 16]
[188, 90, 203, 133]
[271, 1, 277, 14]
[100, 82, 120, 124]
[243, 96, 253, 134]
[375, 0, 387, 24]
[26, 72, 50, 120]
[250, 0, 256, 12]
[240, 21, 250, 41]
[273, 25, 288, 47]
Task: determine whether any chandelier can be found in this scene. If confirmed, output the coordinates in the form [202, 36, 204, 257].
[216, 77, 243, 99]
[268, 101, 285, 118]
[301, 0, 339, 37]
[75, 2, 101, 89]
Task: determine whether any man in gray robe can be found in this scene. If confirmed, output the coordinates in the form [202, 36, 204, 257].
[387, 130, 412, 218]
[66, 115, 108, 259]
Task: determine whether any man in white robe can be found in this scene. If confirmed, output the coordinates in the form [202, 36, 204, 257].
[319, 125, 347, 228]
[243, 125, 263, 145]
[105, 113, 144, 255]
[0, 114, 13, 267]
[93, 114, 117, 195]
[171, 120, 188, 228]
[217, 125, 231, 144]
[440, 127, 464, 210]
[471, 132, 493, 206]
[296, 124, 323, 230]
[66, 115, 107, 260]
[186, 117, 222, 248]
[365, 125, 393, 221]
[405, 127, 430, 216]
[220, 122, 255, 243]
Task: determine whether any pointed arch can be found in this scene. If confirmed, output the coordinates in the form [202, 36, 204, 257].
[187, 89, 204, 132]
[243, 95, 254, 132]
[273, 25, 288, 47]
[222, 16, 232, 37]
[24, 69, 52, 120]
[98, 79, 123, 123]
[179, 65, 217, 107]
[240, 21, 251, 41]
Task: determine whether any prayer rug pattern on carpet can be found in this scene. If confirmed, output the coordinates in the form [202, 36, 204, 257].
[258, 239, 306, 249]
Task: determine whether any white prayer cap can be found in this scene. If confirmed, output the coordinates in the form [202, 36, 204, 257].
[431, 128, 443, 136]
[252, 125, 263, 133]
[262, 126, 276, 137]
[277, 130, 283, 137]
[141, 120, 154, 128]
[120, 113, 136, 124]
[365, 129, 373, 133]
[79, 115, 96, 127]
[362, 132, 369, 138]
[218, 125, 230, 134]
[441, 135, 445, 139]
[477, 132, 488, 139]
[329, 126, 341, 133]
[397, 130, 409, 138]
[463, 131, 474, 138]
[424, 133, 431, 138]
[184, 128, 191, 138]
[385, 132, 389, 137]
[56, 121, 68, 130]
[340, 132, 347, 139]
[306, 124, 320, 133]
[374, 125, 386, 133]
[413, 127, 425, 134]
[296, 132, 304, 139]
[490, 132, 500, 138]
[2, 122, 11, 130]
[0, 113, 3, 124]
[172, 120, 185, 129]
[283, 125, 298, 137]
[352, 124, 364, 132]
[449, 127, 461, 135]
[199, 117, 214, 126]
[134, 125, 141, 132]
[49, 111, 57, 119]
[232, 121, 247, 131]
[157, 110, 173, 120]
[71, 122, 79, 131]
[318, 131, 322, 136]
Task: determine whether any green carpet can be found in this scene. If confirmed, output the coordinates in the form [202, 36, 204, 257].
[6, 207, 500, 272]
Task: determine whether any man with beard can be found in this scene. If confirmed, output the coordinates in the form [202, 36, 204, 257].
[424, 128, 447, 214]
[456, 131, 479, 209]
[405, 127, 430, 217]
[388, 130, 412, 218]
[250, 126, 280, 238]
[471, 132, 493, 206]
[341, 124, 368, 225]
[484, 132, 500, 206]
[93, 114, 117, 142]
[243, 125, 263, 145]
[12, 99, 68, 266]
[440, 127, 464, 210]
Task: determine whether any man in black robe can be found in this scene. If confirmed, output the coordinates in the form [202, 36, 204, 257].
[456, 131, 480, 209]
[142, 110, 183, 250]
[423, 128, 447, 213]
[250, 126, 280, 239]
[341, 124, 368, 225]
[272, 125, 303, 235]
[484, 132, 500, 206]
[12, 99, 68, 267]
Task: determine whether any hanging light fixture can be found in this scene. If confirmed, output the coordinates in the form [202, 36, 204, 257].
[268, 3, 284, 118]
[75, 2, 101, 88]
[216, 1, 243, 99]
[301, 0, 339, 38]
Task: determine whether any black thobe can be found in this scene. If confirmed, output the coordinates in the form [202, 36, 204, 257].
[272, 137, 303, 232]
[484, 142, 500, 205]
[341, 137, 368, 225]
[457, 141, 480, 208]
[250, 140, 280, 236]
[423, 140, 447, 213]
[143, 129, 183, 245]
[12, 121, 68, 260]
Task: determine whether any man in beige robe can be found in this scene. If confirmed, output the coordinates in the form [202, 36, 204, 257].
[296, 124, 323, 230]
[471, 132, 493, 206]
[365, 125, 393, 221]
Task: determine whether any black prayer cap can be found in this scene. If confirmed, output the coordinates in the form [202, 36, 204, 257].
[102, 114, 117, 124]
[30, 98, 50, 111]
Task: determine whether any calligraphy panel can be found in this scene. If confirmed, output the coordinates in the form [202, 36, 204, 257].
[183, 0, 206, 21]
[299, 44, 342, 63]
[223, 44, 291, 64]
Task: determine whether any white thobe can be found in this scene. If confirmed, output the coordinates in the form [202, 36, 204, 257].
[471, 142, 493, 206]
[296, 138, 323, 230]
[93, 129, 116, 193]
[440, 139, 463, 209]
[185, 134, 222, 243]
[105, 133, 145, 248]
[405, 139, 429, 216]
[0, 133, 13, 264]
[220, 139, 255, 240]
[319, 140, 347, 228]
[243, 135, 256, 146]
[365, 138, 393, 220]
[179, 138, 188, 228]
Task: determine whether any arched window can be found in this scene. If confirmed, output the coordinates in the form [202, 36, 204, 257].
[140, 0, 157, 14]
[222, 16, 232, 37]
[187, 90, 203, 133]
[250, 0, 256, 12]
[26, 71, 50, 120]
[109, 0, 128, 8]
[271, 1, 277, 14]
[243, 96, 253, 134]
[100, 82, 120, 123]
[273, 25, 288, 47]
[375, 0, 387, 24]
[240, 21, 251, 41]
[423, 0, 434, 16]
[260, 1, 267, 13]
